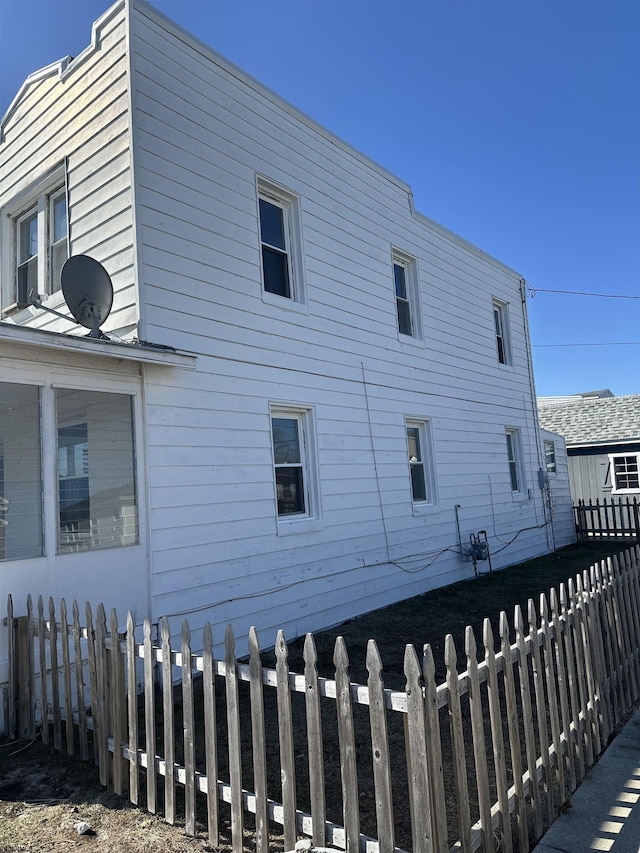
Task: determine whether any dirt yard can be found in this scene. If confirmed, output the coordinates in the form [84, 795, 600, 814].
[0, 541, 623, 852]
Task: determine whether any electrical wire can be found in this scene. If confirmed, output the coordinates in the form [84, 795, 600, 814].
[527, 286, 640, 299]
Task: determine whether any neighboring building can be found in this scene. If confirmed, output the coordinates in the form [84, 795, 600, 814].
[538, 393, 640, 503]
[0, 0, 575, 730]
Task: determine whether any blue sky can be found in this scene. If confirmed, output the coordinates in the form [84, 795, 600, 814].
[1, 0, 638, 396]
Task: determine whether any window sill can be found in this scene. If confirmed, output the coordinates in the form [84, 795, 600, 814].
[276, 516, 323, 536]
[398, 332, 425, 348]
[262, 289, 309, 315]
[411, 502, 439, 517]
[512, 492, 529, 502]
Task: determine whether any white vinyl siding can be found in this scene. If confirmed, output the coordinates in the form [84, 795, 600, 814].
[0, 4, 136, 333]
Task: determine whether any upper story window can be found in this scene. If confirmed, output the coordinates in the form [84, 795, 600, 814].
[505, 427, 526, 494]
[544, 439, 557, 474]
[493, 298, 512, 365]
[2, 164, 69, 311]
[609, 454, 639, 493]
[257, 178, 305, 305]
[393, 251, 421, 340]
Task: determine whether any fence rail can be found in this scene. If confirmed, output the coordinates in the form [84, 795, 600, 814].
[6, 544, 640, 853]
[574, 497, 640, 542]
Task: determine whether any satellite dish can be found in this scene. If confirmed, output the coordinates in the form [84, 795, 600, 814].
[61, 255, 114, 339]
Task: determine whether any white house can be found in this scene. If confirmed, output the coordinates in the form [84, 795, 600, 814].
[0, 0, 574, 730]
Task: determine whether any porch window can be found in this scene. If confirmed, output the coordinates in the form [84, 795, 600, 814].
[0, 383, 44, 561]
[56, 389, 138, 553]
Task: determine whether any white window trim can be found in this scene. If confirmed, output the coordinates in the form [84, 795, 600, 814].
[270, 403, 321, 534]
[392, 249, 422, 342]
[609, 453, 640, 494]
[256, 176, 306, 309]
[2, 162, 69, 315]
[405, 417, 437, 513]
[493, 298, 512, 366]
[544, 439, 557, 476]
[505, 427, 527, 497]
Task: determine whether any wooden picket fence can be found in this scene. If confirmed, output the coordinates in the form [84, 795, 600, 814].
[5, 544, 640, 853]
[574, 497, 640, 542]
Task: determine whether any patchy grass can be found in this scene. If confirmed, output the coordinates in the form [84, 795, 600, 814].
[0, 540, 628, 852]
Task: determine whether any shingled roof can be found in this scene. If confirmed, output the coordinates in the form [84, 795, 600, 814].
[537, 395, 640, 447]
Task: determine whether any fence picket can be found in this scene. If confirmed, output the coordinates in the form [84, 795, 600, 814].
[602, 563, 625, 724]
[181, 621, 196, 836]
[549, 590, 575, 793]
[202, 622, 219, 847]
[622, 551, 640, 691]
[587, 565, 611, 744]
[578, 572, 602, 756]
[26, 596, 35, 739]
[249, 626, 269, 853]
[423, 644, 447, 853]
[570, 579, 594, 768]
[305, 633, 328, 849]
[514, 606, 542, 839]
[37, 596, 48, 745]
[612, 556, 637, 705]
[559, 584, 585, 782]
[225, 625, 244, 853]
[49, 598, 62, 751]
[7, 596, 15, 739]
[483, 618, 512, 853]
[60, 600, 74, 756]
[95, 605, 109, 787]
[528, 599, 553, 824]
[73, 601, 88, 761]
[111, 609, 126, 795]
[126, 611, 139, 806]
[465, 626, 492, 851]
[499, 612, 527, 853]
[404, 644, 433, 853]
[444, 634, 471, 853]
[334, 636, 360, 853]
[85, 603, 98, 764]
[161, 617, 175, 824]
[143, 615, 156, 813]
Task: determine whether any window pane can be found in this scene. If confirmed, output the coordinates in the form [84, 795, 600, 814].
[0, 383, 43, 560]
[262, 247, 290, 298]
[275, 466, 305, 515]
[19, 214, 38, 263]
[17, 258, 38, 304]
[506, 432, 520, 491]
[394, 263, 407, 299]
[272, 417, 301, 464]
[545, 440, 556, 473]
[397, 298, 412, 336]
[52, 194, 67, 242]
[410, 464, 427, 502]
[407, 427, 421, 462]
[56, 389, 138, 553]
[259, 198, 286, 249]
[51, 239, 68, 293]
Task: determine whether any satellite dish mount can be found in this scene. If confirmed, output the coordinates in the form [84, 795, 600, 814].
[29, 254, 114, 339]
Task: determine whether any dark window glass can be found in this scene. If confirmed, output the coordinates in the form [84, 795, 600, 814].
[275, 467, 305, 515]
[395, 262, 413, 336]
[262, 247, 290, 298]
[272, 418, 301, 464]
[407, 425, 427, 501]
[259, 198, 286, 250]
[394, 263, 407, 299]
[506, 432, 519, 491]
